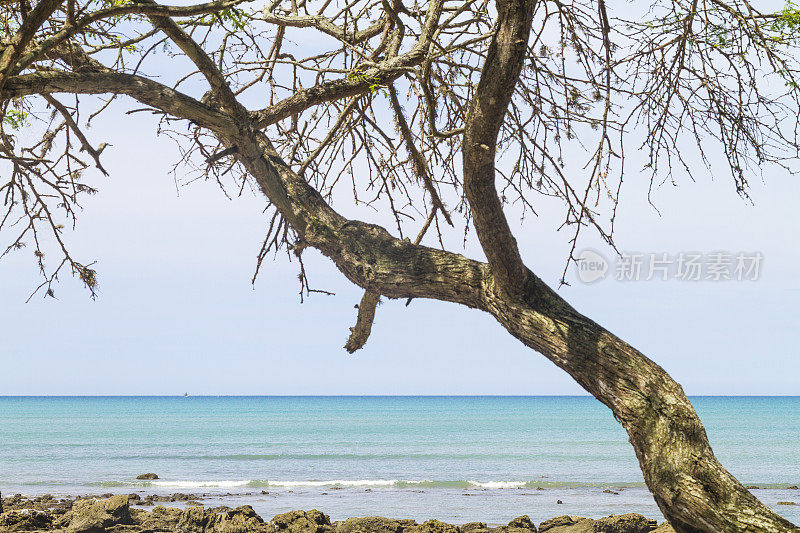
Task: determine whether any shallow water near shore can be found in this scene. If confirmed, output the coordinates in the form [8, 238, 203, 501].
[1, 396, 799, 525]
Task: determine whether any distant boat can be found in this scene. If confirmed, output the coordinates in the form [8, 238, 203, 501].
[183, 393, 189, 397]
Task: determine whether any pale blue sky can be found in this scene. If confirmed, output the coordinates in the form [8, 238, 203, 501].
[1, 25, 798, 396]
[1, 103, 797, 396]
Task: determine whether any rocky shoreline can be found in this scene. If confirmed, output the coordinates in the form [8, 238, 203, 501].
[0, 494, 678, 533]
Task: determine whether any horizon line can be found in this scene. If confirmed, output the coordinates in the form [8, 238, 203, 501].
[1, 394, 799, 398]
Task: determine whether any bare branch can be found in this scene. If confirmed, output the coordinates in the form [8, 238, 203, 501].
[344, 289, 380, 353]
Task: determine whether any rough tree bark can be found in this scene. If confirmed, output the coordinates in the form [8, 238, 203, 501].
[2, 0, 798, 531]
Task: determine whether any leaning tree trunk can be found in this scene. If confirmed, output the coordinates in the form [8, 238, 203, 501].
[486, 275, 799, 533]
[206, 1, 799, 525]
[214, 121, 799, 532]
[9, 0, 791, 529]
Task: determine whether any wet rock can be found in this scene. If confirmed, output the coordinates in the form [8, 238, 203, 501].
[334, 516, 406, 533]
[461, 522, 491, 533]
[213, 505, 268, 532]
[131, 503, 270, 532]
[136, 473, 159, 480]
[651, 523, 675, 533]
[482, 515, 539, 533]
[135, 505, 183, 531]
[538, 514, 657, 533]
[1, 493, 72, 514]
[127, 494, 140, 501]
[171, 492, 199, 502]
[59, 495, 132, 532]
[176, 504, 216, 531]
[539, 516, 583, 532]
[788, 486, 799, 490]
[507, 515, 537, 531]
[407, 519, 460, 533]
[777, 501, 797, 506]
[0, 508, 53, 531]
[273, 509, 334, 533]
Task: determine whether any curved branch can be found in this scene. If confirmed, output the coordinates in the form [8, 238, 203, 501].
[12, 0, 253, 77]
[0, 0, 64, 87]
[143, 0, 244, 117]
[388, 84, 452, 226]
[462, 0, 536, 296]
[1, 70, 235, 131]
[251, 0, 446, 129]
[258, 10, 386, 46]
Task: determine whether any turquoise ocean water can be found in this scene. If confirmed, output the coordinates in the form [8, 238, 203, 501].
[1, 396, 798, 525]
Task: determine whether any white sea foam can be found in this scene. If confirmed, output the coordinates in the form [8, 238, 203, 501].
[142, 479, 533, 489]
[148, 480, 255, 488]
[466, 481, 529, 489]
[266, 480, 400, 488]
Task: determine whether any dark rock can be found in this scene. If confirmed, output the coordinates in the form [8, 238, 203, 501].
[58, 495, 132, 532]
[651, 523, 675, 533]
[777, 501, 797, 505]
[493, 515, 538, 533]
[0, 509, 53, 531]
[407, 519, 460, 533]
[538, 514, 656, 533]
[602, 490, 619, 495]
[788, 486, 799, 490]
[0, 504, 668, 533]
[539, 516, 583, 532]
[556, 500, 563, 505]
[745, 485, 760, 489]
[274, 509, 333, 533]
[461, 522, 490, 533]
[214, 505, 267, 532]
[334, 516, 405, 533]
[136, 473, 159, 480]
[137, 505, 264, 532]
[508, 515, 536, 530]
[176, 504, 215, 531]
[135, 505, 182, 531]
[127, 494, 141, 501]
[170, 492, 198, 502]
